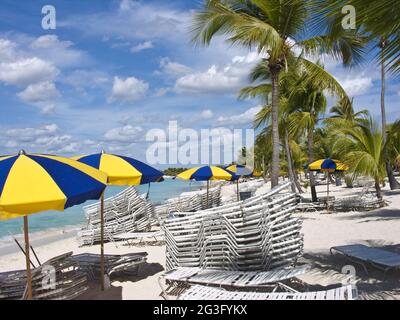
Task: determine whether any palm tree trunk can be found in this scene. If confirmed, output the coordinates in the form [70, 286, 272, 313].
[270, 69, 280, 188]
[375, 178, 382, 200]
[380, 40, 400, 190]
[284, 129, 296, 193]
[307, 127, 318, 202]
[284, 129, 303, 193]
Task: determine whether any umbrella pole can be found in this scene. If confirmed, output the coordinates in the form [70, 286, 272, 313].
[327, 172, 330, 212]
[237, 179, 239, 202]
[23, 215, 33, 300]
[100, 192, 105, 291]
[206, 180, 209, 208]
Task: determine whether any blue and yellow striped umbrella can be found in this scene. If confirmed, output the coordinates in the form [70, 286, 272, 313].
[177, 165, 237, 181]
[225, 164, 255, 177]
[305, 158, 348, 209]
[72, 151, 163, 291]
[177, 165, 237, 207]
[305, 159, 348, 173]
[72, 151, 164, 186]
[0, 150, 108, 299]
[0, 152, 108, 218]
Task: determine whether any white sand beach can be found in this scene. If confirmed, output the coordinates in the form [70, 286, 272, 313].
[0, 181, 399, 300]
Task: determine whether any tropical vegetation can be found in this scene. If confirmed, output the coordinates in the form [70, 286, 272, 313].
[192, 0, 400, 199]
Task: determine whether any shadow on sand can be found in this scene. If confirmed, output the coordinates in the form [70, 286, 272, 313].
[300, 247, 400, 300]
[76, 262, 164, 300]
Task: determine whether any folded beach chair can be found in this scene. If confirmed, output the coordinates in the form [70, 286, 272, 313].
[178, 284, 358, 300]
[0, 252, 89, 300]
[159, 264, 311, 298]
[330, 244, 400, 277]
[69, 252, 147, 280]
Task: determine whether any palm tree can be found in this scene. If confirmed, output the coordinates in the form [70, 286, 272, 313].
[386, 120, 400, 175]
[287, 75, 328, 201]
[315, 0, 400, 189]
[328, 97, 369, 126]
[334, 119, 386, 199]
[253, 98, 303, 193]
[192, 0, 364, 187]
[379, 39, 400, 189]
[242, 58, 349, 197]
[315, 0, 400, 74]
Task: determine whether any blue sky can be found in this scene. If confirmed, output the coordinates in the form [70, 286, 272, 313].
[0, 0, 399, 166]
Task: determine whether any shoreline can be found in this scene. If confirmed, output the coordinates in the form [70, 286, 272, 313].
[0, 181, 206, 256]
[0, 226, 79, 257]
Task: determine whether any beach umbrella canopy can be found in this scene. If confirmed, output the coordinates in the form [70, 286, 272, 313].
[304, 158, 348, 210]
[0, 152, 107, 217]
[72, 152, 164, 185]
[225, 164, 253, 177]
[73, 151, 164, 291]
[305, 159, 348, 173]
[225, 164, 254, 201]
[177, 165, 237, 181]
[0, 151, 108, 299]
[177, 165, 237, 207]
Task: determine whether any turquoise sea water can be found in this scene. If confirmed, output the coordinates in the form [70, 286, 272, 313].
[0, 178, 204, 241]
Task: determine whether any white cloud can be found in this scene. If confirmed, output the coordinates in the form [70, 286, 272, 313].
[108, 76, 149, 103]
[174, 52, 262, 94]
[131, 41, 154, 53]
[29, 35, 90, 68]
[104, 125, 143, 142]
[159, 57, 192, 75]
[0, 39, 17, 61]
[17, 81, 60, 103]
[201, 109, 213, 120]
[0, 57, 58, 86]
[61, 0, 190, 44]
[5, 123, 59, 140]
[63, 69, 110, 91]
[339, 76, 373, 97]
[217, 106, 262, 125]
[155, 87, 170, 97]
[1, 123, 86, 155]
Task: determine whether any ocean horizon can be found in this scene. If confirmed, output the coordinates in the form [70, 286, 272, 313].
[0, 178, 204, 246]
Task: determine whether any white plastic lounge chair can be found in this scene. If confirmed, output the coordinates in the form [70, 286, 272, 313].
[178, 284, 358, 300]
[113, 231, 164, 246]
[159, 265, 311, 298]
[330, 244, 400, 276]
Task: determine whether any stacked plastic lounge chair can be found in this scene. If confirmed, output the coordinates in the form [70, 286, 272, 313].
[0, 252, 88, 300]
[155, 185, 222, 219]
[163, 182, 303, 272]
[69, 252, 148, 280]
[77, 187, 156, 246]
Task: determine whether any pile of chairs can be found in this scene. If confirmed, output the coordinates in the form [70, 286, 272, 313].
[163, 182, 303, 271]
[0, 252, 88, 300]
[69, 252, 147, 280]
[78, 187, 156, 246]
[155, 186, 221, 218]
